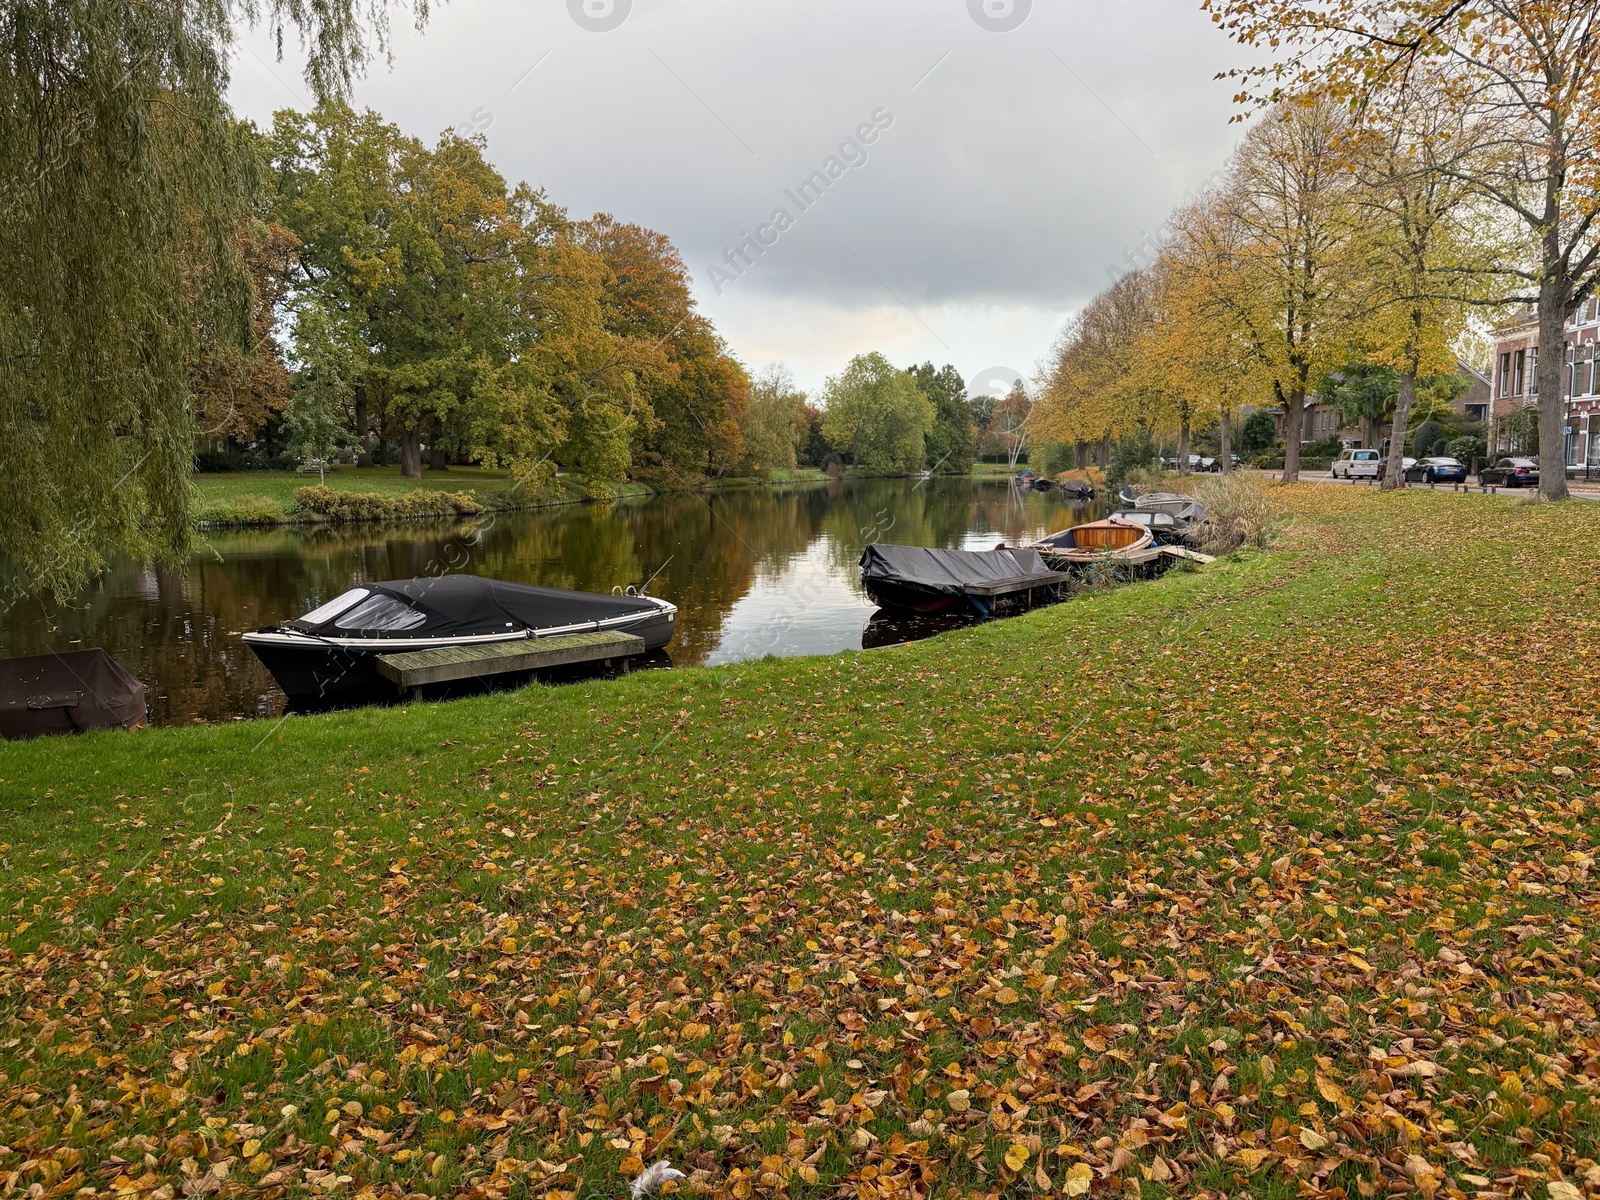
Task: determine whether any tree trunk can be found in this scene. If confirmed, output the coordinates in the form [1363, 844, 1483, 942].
[1097, 432, 1111, 468]
[1074, 441, 1087, 470]
[354, 396, 372, 467]
[1176, 418, 1191, 474]
[1360, 413, 1373, 449]
[1382, 372, 1416, 491]
[1219, 408, 1233, 473]
[429, 442, 449, 471]
[399, 426, 422, 479]
[1537, 273, 1571, 500]
[1281, 387, 1306, 483]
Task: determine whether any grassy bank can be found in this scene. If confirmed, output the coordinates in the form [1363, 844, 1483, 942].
[2, 488, 1599, 1200]
[190, 467, 833, 528]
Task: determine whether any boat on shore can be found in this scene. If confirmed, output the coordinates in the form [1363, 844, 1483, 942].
[244, 575, 676, 701]
[859, 544, 1066, 614]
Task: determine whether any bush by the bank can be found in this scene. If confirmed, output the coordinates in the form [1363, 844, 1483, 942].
[1195, 468, 1284, 554]
[191, 493, 288, 526]
[292, 485, 485, 521]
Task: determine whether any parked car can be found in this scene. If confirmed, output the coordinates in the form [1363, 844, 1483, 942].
[1376, 456, 1418, 482]
[1416, 456, 1469, 484]
[1331, 447, 1382, 479]
[1479, 457, 1539, 488]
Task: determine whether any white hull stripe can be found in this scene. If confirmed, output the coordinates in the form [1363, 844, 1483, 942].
[243, 603, 676, 652]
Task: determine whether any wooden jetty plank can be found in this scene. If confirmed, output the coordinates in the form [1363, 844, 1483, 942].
[376, 631, 645, 690]
[961, 570, 1075, 597]
[1159, 545, 1215, 564]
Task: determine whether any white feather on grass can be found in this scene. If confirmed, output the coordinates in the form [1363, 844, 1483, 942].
[628, 1160, 687, 1200]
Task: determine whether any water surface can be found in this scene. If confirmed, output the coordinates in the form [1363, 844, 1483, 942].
[0, 477, 1100, 725]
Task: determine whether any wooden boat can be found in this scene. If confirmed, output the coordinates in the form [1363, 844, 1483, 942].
[1029, 516, 1156, 566]
[244, 575, 676, 701]
[0, 649, 147, 739]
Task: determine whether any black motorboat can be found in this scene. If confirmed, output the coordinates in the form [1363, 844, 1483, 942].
[243, 576, 677, 701]
[0, 649, 147, 739]
[859, 544, 1063, 614]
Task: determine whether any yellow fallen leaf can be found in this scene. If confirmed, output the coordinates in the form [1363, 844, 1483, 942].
[1547, 1183, 1581, 1200]
[620, 1156, 644, 1176]
[1005, 1143, 1030, 1172]
[1234, 1148, 1272, 1171]
[1300, 1128, 1329, 1151]
[946, 1089, 971, 1112]
[1345, 952, 1372, 971]
[1065, 1162, 1094, 1196]
[995, 986, 1020, 1005]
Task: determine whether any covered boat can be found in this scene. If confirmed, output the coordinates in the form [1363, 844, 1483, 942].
[0, 649, 147, 739]
[1030, 516, 1156, 565]
[859, 545, 1062, 614]
[244, 576, 677, 701]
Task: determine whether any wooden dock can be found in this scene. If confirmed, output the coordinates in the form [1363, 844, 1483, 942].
[375, 631, 645, 699]
[957, 570, 1074, 615]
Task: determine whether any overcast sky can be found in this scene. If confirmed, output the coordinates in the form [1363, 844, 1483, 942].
[228, 0, 1256, 403]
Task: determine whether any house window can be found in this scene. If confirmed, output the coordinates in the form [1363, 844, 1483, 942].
[1530, 347, 1538, 394]
[1499, 352, 1511, 397]
[1466, 404, 1488, 422]
[1513, 349, 1525, 394]
[1589, 417, 1600, 467]
[1569, 345, 1577, 396]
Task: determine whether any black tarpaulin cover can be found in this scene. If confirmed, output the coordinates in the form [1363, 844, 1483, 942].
[858, 544, 1054, 596]
[0, 649, 148, 739]
[288, 575, 663, 639]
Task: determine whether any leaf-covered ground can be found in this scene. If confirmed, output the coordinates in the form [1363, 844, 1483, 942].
[1, 487, 1597, 1200]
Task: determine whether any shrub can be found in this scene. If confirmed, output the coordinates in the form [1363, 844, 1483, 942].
[1032, 441, 1075, 477]
[1411, 419, 1446, 458]
[1303, 434, 1343, 459]
[1106, 429, 1159, 489]
[293, 486, 485, 521]
[192, 494, 287, 526]
[1195, 470, 1284, 555]
[1239, 410, 1278, 457]
[1055, 466, 1105, 490]
[1446, 436, 1486, 465]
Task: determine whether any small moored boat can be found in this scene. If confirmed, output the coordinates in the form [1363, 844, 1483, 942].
[1029, 516, 1156, 565]
[859, 545, 1065, 614]
[244, 576, 677, 701]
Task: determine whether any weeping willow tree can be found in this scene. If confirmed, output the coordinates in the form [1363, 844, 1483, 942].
[0, 0, 425, 597]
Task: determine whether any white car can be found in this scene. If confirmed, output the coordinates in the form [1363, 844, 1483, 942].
[1330, 448, 1382, 480]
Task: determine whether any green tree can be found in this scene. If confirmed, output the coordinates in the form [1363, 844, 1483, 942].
[1239, 410, 1278, 457]
[1, 1, 423, 596]
[906, 362, 976, 472]
[821, 353, 935, 474]
[739, 365, 808, 473]
[1327, 364, 1396, 449]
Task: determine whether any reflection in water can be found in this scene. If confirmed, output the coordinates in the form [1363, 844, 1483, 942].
[0, 478, 1100, 725]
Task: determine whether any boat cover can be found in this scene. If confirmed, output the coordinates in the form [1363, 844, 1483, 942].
[859, 545, 1055, 596]
[284, 576, 664, 639]
[0, 649, 147, 739]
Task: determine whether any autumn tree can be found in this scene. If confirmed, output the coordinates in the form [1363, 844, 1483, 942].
[1034, 269, 1157, 465]
[984, 381, 1034, 470]
[1217, 99, 1359, 482]
[1204, 0, 1600, 499]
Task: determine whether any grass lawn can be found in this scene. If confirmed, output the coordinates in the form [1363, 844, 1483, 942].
[2, 487, 1598, 1200]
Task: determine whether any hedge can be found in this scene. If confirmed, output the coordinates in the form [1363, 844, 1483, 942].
[292, 486, 486, 522]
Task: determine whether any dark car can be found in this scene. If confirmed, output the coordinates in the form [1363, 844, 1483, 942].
[1479, 456, 1539, 488]
[1416, 456, 1469, 484]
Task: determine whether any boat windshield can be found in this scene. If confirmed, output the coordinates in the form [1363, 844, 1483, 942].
[334, 593, 429, 633]
[297, 588, 370, 626]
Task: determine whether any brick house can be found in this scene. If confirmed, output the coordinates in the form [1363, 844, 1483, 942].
[1490, 304, 1600, 471]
